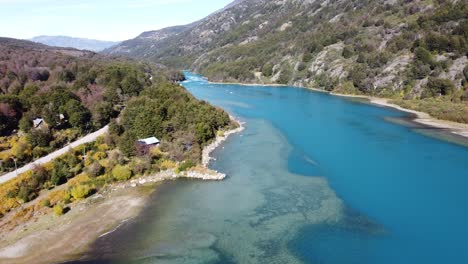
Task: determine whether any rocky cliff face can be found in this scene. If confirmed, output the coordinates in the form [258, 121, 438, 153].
[105, 0, 468, 99]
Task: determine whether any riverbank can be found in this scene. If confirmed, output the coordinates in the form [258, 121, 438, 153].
[331, 93, 468, 139]
[202, 115, 245, 167]
[0, 121, 244, 264]
[207, 80, 468, 139]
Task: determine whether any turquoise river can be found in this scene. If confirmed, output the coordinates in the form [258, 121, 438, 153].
[70, 72, 468, 264]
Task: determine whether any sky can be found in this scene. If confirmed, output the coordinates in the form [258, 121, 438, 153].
[0, 0, 233, 41]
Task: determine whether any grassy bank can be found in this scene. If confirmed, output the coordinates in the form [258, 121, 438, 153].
[391, 98, 468, 124]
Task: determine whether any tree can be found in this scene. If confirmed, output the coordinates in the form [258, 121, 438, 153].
[196, 122, 214, 144]
[0, 95, 23, 135]
[50, 160, 71, 186]
[59, 69, 75, 83]
[86, 161, 104, 177]
[424, 77, 455, 97]
[19, 115, 32, 132]
[62, 100, 92, 130]
[412, 61, 432, 79]
[92, 102, 114, 128]
[28, 128, 52, 148]
[121, 75, 143, 97]
[278, 67, 292, 84]
[262, 63, 274, 77]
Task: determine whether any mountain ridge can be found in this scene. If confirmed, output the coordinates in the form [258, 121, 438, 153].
[31, 35, 120, 52]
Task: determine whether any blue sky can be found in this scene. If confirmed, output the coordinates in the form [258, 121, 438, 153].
[0, 0, 233, 41]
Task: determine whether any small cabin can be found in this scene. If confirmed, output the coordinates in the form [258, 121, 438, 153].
[138, 137, 160, 146]
[33, 118, 44, 128]
[136, 137, 160, 155]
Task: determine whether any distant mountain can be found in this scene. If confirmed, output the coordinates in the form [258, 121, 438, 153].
[30, 35, 120, 52]
[103, 25, 192, 64]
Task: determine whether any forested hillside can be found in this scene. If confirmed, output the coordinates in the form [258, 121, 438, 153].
[0, 38, 231, 174]
[0, 37, 233, 220]
[106, 0, 468, 123]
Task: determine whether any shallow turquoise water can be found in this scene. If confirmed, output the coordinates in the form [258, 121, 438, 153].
[72, 72, 468, 263]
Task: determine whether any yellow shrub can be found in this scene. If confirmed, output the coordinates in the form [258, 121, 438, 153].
[53, 205, 64, 216]
[99, 159, 109, 168]
[84, 156, 94, 167]
[0, 198, 20, 215]
[70, 185, 92, 200]
[67, 173, 90, 187]
[112, 165, 132, 181]
[12, 206, 35, 222]
[0, 151, 11, 160]
[92, 151, 107, 161]
[150, 147, 165, 159]
[160, 159, 176, 170]
[45, 190, 70, 206]
[97, 143, 110, 151]
[217, 130, 225, 137]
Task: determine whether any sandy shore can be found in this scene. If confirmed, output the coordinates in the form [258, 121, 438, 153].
[0, 121, 245, 264]
[331, 93, 468, 138]
[0, 186, 151, 264]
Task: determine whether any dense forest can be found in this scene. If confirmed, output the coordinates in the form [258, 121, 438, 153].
[0, 37, 232, 174]
[107, 0, 468, 123]
[0, 38, 148, 173]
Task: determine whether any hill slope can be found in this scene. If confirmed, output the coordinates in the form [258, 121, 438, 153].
[0, 37, 231, 174]
[106, 0, 468, 122]
[31, 36, 120, 52]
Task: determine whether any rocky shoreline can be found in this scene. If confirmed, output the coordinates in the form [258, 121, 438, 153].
[202, 116, 245, 167]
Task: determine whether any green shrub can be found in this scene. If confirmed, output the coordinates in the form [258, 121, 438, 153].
[50, 160, 71, 186]
[414, 47, 434, 66]
[42, 199, 51, 208]
[112, 165, 132, 181]
[342, 46, 354, 59]
[177, 160, 196, 172]
[278, 67, 292, 84]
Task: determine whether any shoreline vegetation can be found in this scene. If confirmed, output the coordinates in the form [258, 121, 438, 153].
[0, 116, 244, 264]
[208, 80, 468, 140]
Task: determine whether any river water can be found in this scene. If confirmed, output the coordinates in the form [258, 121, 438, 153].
[70, 72, 468, 264]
